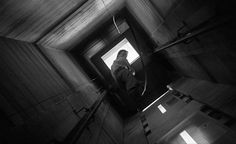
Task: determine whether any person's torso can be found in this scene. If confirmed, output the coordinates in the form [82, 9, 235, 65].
[111, 57, 129, 74]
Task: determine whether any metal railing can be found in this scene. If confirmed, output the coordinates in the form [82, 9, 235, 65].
[62, 90, 107, 144]
[154, 16, 232, 53]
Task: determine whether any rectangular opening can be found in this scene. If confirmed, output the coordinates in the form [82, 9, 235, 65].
[101, 38, 140, 69]
[180, 130, 198, 144]
[157, 104, 166, 113]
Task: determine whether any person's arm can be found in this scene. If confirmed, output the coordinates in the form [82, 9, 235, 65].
[124, 59, 135, 75]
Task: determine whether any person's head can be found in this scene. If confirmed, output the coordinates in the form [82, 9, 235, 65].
[117, 50, 128, 59]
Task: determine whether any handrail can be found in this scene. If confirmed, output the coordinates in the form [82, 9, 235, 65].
[63, 90, 107, 144]
[154, 16, 232, 53]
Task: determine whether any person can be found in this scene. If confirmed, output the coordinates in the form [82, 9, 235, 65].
[111, 50, 142, 113]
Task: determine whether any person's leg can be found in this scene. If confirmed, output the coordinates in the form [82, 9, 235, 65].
[116, 69, 139, 112]
[114, 69, 136, 113]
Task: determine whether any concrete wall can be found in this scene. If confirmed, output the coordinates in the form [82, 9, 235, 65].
[77, 101, 123, 144]
[0, 37, 124, 144]
[0, 37, 79, 143]
[126, 0, 236, 85]
[41, 46, 99, 106]
[160, 0, 236, 84]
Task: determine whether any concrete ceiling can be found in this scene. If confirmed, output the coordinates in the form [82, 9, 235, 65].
[0, 0, 125, 50]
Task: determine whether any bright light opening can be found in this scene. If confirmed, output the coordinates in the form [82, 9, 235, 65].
[101, 38, 140, 69]
[157, 104, 166, 113]
[180, 130, 198, 144]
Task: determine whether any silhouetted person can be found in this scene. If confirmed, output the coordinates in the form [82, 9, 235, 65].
[111, 50, 142, 113]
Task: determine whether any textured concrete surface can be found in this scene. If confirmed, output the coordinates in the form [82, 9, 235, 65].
[123, 113, 148, 144]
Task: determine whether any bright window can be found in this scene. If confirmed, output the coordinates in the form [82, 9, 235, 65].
[180, 130, 198, 144]
[101, 38, 140, 69]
